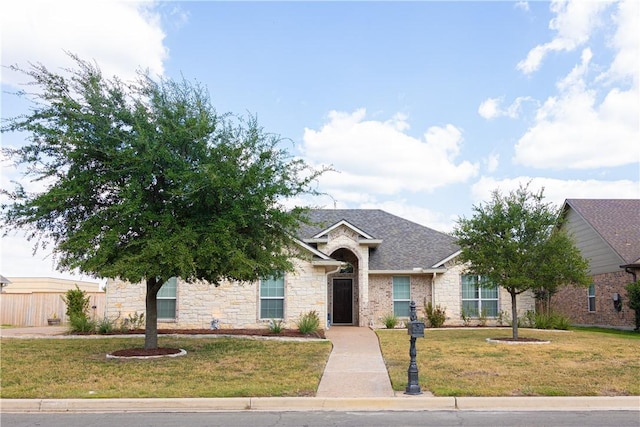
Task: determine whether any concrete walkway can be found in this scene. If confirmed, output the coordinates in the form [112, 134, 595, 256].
[317, 326, 395, 397]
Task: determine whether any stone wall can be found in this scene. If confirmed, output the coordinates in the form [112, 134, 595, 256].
[432, 262, 536, 326]
[551, 271, 636, 328]
[105, 257, 327, 330]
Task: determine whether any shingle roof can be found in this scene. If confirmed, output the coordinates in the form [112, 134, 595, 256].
[565, 199, 640, 265]
[298, 209, 459, 271]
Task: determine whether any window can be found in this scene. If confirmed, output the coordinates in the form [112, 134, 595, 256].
[393, 276, 411, 317]
[157, 277, 177, 319]
[260, 274, 284, 319]
[461, 275, 498, 317]
[588, 284, 596, 312]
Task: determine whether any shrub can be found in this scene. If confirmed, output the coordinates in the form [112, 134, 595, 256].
[460, 308, 471, 326]
[297, 310, 320, 335]
[382, 313, 399, 329]
[268, 319, 283, 334]
[97, 317, 115, 334]
[69, 314, 96, 333]
[533, 311, 572, 330]
[626, 280, 640, 331]
[425, 302, 446, 328]
[122, 312, 145, 330]
[61, 285, 90, 319]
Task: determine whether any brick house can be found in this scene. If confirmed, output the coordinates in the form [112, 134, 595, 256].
[551, 199, 640, 329]
[105, 209, 534, 329]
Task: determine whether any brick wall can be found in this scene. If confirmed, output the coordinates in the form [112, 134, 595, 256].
[368, 274, 432, 328]
[551, 270, 636, 328]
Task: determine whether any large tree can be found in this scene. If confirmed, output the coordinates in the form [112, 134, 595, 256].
[1, 56, 327, 349]
[452, 185, 590, 339]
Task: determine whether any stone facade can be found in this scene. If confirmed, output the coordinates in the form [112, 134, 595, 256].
[432, 262, 535, 326]
[105, 257, 328, 330]
[551, 271, 636, 329]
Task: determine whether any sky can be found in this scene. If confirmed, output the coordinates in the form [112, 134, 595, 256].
[1, 0, 638, 282]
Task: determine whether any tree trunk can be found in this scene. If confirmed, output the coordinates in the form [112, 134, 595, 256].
[511, 291, 519, 339]
[145, 277, 162, 350]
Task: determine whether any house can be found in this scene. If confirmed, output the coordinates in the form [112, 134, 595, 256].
[0, 277, 104, 326]
[105, 209, 535, 329]
[552, 199, 640, 329]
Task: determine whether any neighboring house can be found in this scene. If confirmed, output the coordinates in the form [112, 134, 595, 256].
[552, 199, 640, 329]
[0, 277, 104, 326]
[105, 209, 535, 329]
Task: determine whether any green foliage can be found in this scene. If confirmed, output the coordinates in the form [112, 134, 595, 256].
[625, 280, 640, 331]
[382, 313, 399, 329]
[424, 301, 446, 328]
[61, 286, 90, 319]
[453, 184, 590, 339]
[268, 319, 283, 334]
[297, 310, 320, 335]
[533, 311, 571, 330]
[122, 312, 145, 330]
[68, 314, 96, 333]
[1, 55, 328, 349]
[97, 317, 115, 334]
[460, 308, 471, 326]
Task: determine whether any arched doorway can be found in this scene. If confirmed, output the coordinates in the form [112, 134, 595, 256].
[329, 248, 359, 325]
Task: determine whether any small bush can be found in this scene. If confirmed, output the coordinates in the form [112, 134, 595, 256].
[69, 314, 96, 333]
[122, 312, 145, 330]
[425, 302, 446, 328]
[268, 319, 283, 334]
[626, 280, 640, 331]
[297, 310, 320, 335]
[460, 308, 471, 326]
[61, 286, 90, 319]
[97, 317, 115, 334]
[382, 313, 399, 329]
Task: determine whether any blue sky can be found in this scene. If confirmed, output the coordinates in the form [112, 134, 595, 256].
[1, 1, 638, 282]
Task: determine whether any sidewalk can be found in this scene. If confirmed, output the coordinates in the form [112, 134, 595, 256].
[1, 326, 639, 413]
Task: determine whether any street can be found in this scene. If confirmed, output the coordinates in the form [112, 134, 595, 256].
[2, 411, 639, 427]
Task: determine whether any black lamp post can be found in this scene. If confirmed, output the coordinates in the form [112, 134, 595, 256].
[405, 300, 424, 395]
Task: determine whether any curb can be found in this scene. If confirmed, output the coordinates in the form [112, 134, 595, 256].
[2, 396, 638, 413]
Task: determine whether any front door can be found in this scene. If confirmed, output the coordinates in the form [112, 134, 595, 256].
[332, 278, 353, 324]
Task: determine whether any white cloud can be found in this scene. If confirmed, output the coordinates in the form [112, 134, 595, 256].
[470, 176, 640, 210]
[514, 46, 639, 169]
[517, 0, 612, 74]
[0, 0, 168, 86]
[358, 200, 456, 233]
[302, 109, 479, 199]
[515, 2, 530, 12]
[478, 96, 535, 119]
[598, 0, 639, 86]
[483, 154, 500, 173]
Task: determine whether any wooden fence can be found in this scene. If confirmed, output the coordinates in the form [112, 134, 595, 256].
[0, 292, 105, 327]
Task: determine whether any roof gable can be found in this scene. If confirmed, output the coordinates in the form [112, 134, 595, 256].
[298, 209, 459, 271]
[563, 199, 640, 266]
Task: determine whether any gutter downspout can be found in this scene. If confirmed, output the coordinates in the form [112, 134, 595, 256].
[624, 267, 637, 283]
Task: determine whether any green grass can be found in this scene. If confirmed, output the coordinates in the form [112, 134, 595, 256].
[377, 328, 640, 397]
[570, 326, 640, 337]
[0, 337, 331, 398]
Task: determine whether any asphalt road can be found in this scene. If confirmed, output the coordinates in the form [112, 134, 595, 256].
[2, 411, 639, 427]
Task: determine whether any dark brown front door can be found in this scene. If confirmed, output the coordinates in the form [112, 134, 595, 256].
[332, 279, 353, 324]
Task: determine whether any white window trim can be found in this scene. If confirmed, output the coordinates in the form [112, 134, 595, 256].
[588, 284, 596, 312]
[393, 276, 411, 318]
[157, 277, 177, 320]
[461, 275, 499, 318]
[259, 274, 285, 319]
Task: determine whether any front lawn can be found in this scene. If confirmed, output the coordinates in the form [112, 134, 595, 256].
[0, 337, 331, 398]
[377, 328, 640, 396]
